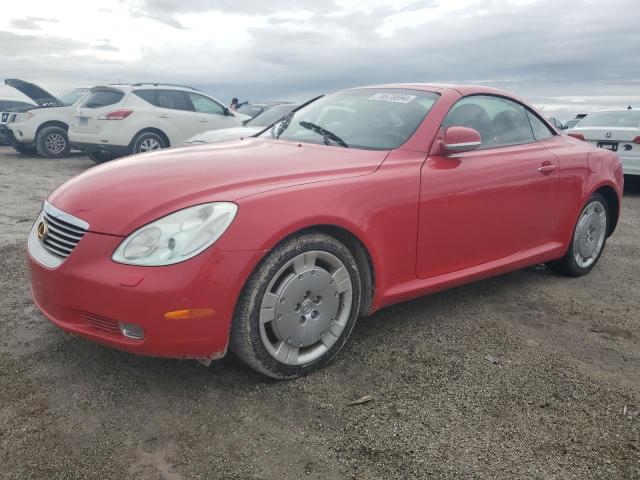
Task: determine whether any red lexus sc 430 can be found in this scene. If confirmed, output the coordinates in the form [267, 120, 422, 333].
[27, 85, 623, 378]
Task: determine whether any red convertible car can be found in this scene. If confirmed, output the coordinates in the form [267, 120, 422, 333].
[27, 84, 624, 378]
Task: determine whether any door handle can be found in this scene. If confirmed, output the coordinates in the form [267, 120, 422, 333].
[199, 119, 208, 123]
[158, 113, 169, 118]
[538, 163, 558, 174]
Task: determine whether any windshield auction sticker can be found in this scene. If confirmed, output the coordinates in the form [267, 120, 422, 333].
[368, 93, 417, 104]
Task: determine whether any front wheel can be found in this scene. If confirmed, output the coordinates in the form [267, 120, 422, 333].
[230, 233, 361, 379]
[35, 126, 71, 158]
[547, 193, 609, 277]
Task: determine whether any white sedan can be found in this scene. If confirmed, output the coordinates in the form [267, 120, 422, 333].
[569, 109, 640, 175]
[183, 103, 298, 145]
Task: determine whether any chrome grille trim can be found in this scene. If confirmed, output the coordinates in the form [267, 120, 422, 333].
[28, 202, 90, 267]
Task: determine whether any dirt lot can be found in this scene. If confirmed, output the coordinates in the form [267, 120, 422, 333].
[0, 145, 638, 479]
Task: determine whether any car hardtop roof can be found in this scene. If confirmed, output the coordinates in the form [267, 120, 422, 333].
[348, 83, 525, 101]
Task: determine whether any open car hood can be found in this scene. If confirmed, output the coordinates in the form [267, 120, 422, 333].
[4, 79, 61, 107]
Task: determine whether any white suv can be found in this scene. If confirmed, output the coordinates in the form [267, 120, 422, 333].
[3, 79, 90, 158]
[69, 84, 247, 163]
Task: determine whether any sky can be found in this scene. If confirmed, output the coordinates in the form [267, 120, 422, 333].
[1, 0, 639, 121]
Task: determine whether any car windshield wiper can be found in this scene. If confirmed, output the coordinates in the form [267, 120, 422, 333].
[273, 111, 295, 139]
[298, 121, 349, 148]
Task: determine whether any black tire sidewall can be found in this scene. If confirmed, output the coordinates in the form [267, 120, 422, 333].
[231, 233, 362, 379]
[36, 126, 71, 159]
[132, 132, 166, 154]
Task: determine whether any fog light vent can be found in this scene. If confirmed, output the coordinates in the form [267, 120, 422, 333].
[82, 312, 120, 336]
[118, 322, 145, 340]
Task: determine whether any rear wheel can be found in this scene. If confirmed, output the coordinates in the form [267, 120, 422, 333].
[13, 144, 37, 155]
[230, 232, 361, 379]
[35, 126, 71, 158]
[547, 193, 609, 277]
[131, 131, 166, 154]
[87, 151, 118, 164]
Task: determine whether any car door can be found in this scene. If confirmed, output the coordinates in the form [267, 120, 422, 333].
[154, 90, 202, 145]
[186, 93, 239, 137]
[417, 95, 560, 279]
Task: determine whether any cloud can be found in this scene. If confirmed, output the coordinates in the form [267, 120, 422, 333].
[92, 43, 120, 52]
[1, 0, 639, 120]
[10, 16, 58, 30]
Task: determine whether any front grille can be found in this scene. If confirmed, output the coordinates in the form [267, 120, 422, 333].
[82, 312, 121, 336]
[41, 210, 88, 259]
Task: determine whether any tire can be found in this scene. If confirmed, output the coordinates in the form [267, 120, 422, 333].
[35, 126, 71, 158]
[230, 232, 362, 379]
[87, 151, 118, 164]
[13, 144, 37, 155]
[547, 193, 609, 277]
[131, 131, 167, 154]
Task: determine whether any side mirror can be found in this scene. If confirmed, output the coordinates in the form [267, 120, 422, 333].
[441, 126, 482, 154]
[224, 107, 233, 116]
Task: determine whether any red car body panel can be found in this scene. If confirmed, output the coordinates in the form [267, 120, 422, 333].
[28, 84, 624, 360]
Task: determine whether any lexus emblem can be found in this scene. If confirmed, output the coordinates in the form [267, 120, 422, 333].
[37, 221, 48, 242]
[605, 131, 613, 138]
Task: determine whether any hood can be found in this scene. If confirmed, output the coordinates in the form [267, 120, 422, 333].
[5, 78, 61, 107]
[48, 138, 388, 236]
[185, 126, 263, 145]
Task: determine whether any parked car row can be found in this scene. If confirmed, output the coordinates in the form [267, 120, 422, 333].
[0, 78, 291, 161]
[2, 78, 638, 176]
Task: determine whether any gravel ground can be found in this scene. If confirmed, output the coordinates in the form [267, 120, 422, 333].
[0, 146, 638, 479]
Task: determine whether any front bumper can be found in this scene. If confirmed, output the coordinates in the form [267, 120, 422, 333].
[7, 121, 36, 143]
[0, 125, 10, 146]
[619, 155, 640, 176]
[28, 223, 264, 359]
[0, 125, 23, 147]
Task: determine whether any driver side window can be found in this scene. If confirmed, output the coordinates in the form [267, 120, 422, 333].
[187, 93, 225, 115]
[442, 95, 535, 149]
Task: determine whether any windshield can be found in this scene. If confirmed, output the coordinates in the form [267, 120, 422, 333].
[58, 88, 90, 106]
[237, 103, 264, 117]
[246, 104, 297, 127]
[263, 89, 439, 150]
[578, 111, 640, 128]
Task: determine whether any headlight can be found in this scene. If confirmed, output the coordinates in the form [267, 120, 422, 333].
[14, 111, 34, 122]
[112, 202, 237, 266]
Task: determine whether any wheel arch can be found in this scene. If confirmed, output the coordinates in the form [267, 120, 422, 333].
[36, 120, 69, 136]
[593, 184, 619, 237]
[251, 224, 377, 318]
[130, 127, 171, 148]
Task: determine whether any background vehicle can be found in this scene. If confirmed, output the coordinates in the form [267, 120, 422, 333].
[236, 101, 294, 120]
[183, 103, 299, 145]
[3, 79, 90, 157]
[0, 97, 36, 146]
[69, 83, 245, 163]
[28, 84, 623, 379]
[547, 117, 563, 130]
[568, 109, 640, 175]
[564, 113, 588, 131]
